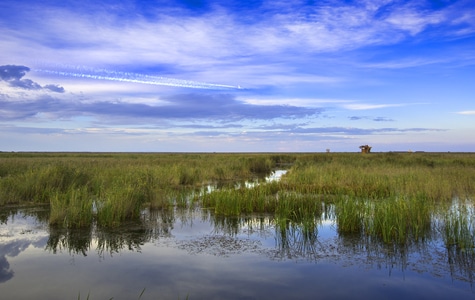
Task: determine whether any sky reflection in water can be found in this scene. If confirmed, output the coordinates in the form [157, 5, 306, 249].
[1, 198, 475, 299]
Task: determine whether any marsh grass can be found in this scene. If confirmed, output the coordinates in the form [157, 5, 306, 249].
[49, 186, 93, 227]
[200, 152, 474, 246]
[0, 152, 287, 227]
[441, 201, 475, 252]
[2, 151, 475, 243]
[284, 152, 475, 201]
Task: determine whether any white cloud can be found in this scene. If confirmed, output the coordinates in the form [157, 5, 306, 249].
[456, 110, 475, 115]
[243, 97, 352, 107]
[3, 1, 472, 65]
[1, 0, 473, 92]
[341, 103, 407, 110]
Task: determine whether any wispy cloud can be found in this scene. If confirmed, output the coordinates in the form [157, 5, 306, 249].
[35, 65, 241, 90]
[456, 110, 475, 115]
[3, 1, 474, 83]
[342, 103, 407, 110]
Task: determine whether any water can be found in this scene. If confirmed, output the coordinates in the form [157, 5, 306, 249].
[1, 172, 475, 299]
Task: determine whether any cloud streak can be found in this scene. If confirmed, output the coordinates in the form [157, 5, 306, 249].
[35, 66, 241, 90]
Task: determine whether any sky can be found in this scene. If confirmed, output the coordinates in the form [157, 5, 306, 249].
[1, 0, 474, 152]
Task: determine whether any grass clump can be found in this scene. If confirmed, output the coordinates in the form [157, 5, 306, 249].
[441, 201, 475, 253]
[334, 195, 433, 244]
[49, 186, 93, 228]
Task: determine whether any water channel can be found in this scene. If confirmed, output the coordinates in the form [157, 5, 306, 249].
[1, 171, 474, 299]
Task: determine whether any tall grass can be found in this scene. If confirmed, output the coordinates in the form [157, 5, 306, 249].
[201, 181, 280, 216]
[441, 200, 475, 252]
[198, 152, 475, 246]
[334, 195, 433, 244]
[2, 152, 475, 237]
[49, 186, 93, 227]
[0, 152, 287, 227]
[283, 152, 475, 201]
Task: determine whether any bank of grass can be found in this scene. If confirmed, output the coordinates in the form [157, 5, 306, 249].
[283, 152, 475, 201]
[0, 152, 282, 227]
[201, 152, 475, 246]
[1, 152, 475, 241]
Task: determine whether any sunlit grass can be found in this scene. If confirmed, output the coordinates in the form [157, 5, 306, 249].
[1, 151, 475, 243]
[0, 152, 289, 226]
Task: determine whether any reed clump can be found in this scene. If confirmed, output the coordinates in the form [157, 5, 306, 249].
[49, 186, 93, 228]
[441, 201, 475, 253]
[334, 195, 434, 244]
[201, 181, 281, 216]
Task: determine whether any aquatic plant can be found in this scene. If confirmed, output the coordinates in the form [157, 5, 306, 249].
[2, 151, 475, 238]
[334, 195, 433, 244]
[49, 186, 93, 228]
[441, 200, 475, 253]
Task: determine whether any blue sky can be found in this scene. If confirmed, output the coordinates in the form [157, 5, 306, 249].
[1, 0, 474, 152]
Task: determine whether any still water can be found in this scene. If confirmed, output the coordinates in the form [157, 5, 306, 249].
[1, 175, 474, 299]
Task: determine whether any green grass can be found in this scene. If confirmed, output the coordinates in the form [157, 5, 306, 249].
[0, 152, 289, 227]
[334, 195, 433, 244]
[1, 151, 475, 250]
[441, 200, 475, 252]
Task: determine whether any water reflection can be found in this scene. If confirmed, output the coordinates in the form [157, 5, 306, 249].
[1, 202, 475, 293]
[447, 245, 475, 283]
[45, 208, 179, 257]
[0, 207, 49, 284]
[199, 169, 288, 195]
[0, 242, 18, 283]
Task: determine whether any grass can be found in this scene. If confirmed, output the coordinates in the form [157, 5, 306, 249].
[1, 151, 474, 249]
[441, 200, 475, 253]
[199, 152, 475, 246]
[0, 152, 288, 227]
[334, 195, 433, 244]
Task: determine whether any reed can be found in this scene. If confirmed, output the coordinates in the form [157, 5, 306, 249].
[2, 152, 475, 236]
[441, 201, 475, 252]
[334, 195, 434, 244]
[95, 177, 147, 227]
[0, 152, 288, 226]
[284, 152, 475, 202]
[334, 196, 366, 235]
[49, 186, 93, 227]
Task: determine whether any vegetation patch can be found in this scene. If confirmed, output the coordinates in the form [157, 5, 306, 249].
[1, 152, 474, 250]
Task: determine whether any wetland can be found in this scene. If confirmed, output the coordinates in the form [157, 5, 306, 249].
[1, 152, 475, 299]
